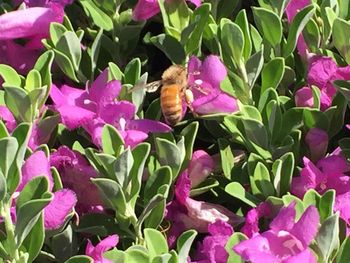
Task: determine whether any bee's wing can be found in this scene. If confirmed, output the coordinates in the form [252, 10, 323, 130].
[129, 80, 162, 93]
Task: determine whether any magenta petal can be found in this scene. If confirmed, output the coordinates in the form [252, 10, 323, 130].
[308, 56, 337, 92]
[89, 70, 121, 106]
[83, 118, 106, 147]
[0, 105, 16, 132]
[334, 192, 350, 225]
[233, 235, 276, 263]
[208, 220, 233, 236]
[18, 151, 53, 192]
[132, 0, 160, 21]
[127, 119, 171, 134]
[192, 92, 238, 115]
[188, 0, 201, 7]
[175, 171, 191, 205]
[305, 128, 328, 162]
[290, 206, 319, 247]
[121, 130, 148, 148]
[200, 55, 227, 89]
[99, 101, 136, 124]
[44, 189, 77, 230]
[0, 7, 63, 40]
[295, 87, 314, 108]
[270, 202, 296, 232]
[285, 0, 311, 23]
[188, 150, 215, 188]
[283, 249, 317, 263]
[85, 234, 119, 263]
[317, 155, 350, 175]
[56, 105, 96, 130]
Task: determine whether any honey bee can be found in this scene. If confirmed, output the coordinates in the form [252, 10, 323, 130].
[136, 65, 195, 126]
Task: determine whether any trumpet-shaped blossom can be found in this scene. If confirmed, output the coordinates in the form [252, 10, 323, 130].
[193, 220, 234, 263]
[132, 0, 201, 21]
[85, 234, 119, 263]
[16, 151, 77, 230]
[307, 56, 350, 110]
[187, 55, 239, 115]
[234, 202, 319, 263]
[166, 167, 242, 247]
[188, 150, 215, 188]
[241, 202, 271, 238]
[291, 150, 350, 230]
[305, 128, 328, 162]
[50, 146, 103, 214]
[294, 87, 315, 108]
[285, 0, 310, 58]
[0, 1, 67, 74]
[50, 69, 171, 148]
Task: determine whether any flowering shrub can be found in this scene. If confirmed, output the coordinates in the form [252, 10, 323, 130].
[0, 0, 350, 262]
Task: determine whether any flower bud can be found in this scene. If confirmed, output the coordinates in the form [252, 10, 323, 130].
[295, 86, 314, 108]
[305, 128, 328, 162]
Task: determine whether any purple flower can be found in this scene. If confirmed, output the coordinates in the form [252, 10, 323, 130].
[166, 170, 242, 247]
[285, 0, 310, 58]
[132, 0, 201, 21]
[193, 220, 234, 263]
[50, 69, 171, 148]
[187, 55, 239, 115]
[16, 151, 77, 230]
[188, 150, 215, 188]
[234, 202, 319, 263]
[291, 150, 350, 230]
[294, 87, 315, 108]
[85, 234, 119, 263]
[241, 202, 271, 238]
[0, 106, 17, 132]
[305, 128, 328, 162]
[307, 56, 350, 110]
[50, 146, 103, 214]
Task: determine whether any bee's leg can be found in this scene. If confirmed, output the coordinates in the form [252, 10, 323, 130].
[184, 89, 198, 117]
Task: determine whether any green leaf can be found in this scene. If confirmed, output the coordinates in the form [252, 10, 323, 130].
[0, 137, 18, 178]
[155, 138, 183, 180]
[225, 232, 248, 263]
[235, 9, 252, 61]
[333, 18, 350, 64]
[25, 70, 41, 92]
[177, 230, 197, 263]
[52, 224, 78, 262]
[272, 152, 294, 196]
[15, 193, 52, 247]
[252, 7, 282, 49]
[336, 236, 350, 263]
[225, 182, 260, 207]
[163, 0, 190, 34]
[4, 86, 32, 122]
[218, 138, 235, 179]
[22, 214, 44, 262]
[80, 0, 113, 31]
[253, 162, 275, 197]
[283, 5, 315, 58]
[319, 190, 335, 222]
[0, 170, 6, 201]
[16, 176, 49, 209]
[124, 58, 141, 86]
[181, 4, 210, 54]
[89, 28, 103, 76]
[56, 31, 82, 70]
[101, 124, 124, 157]
[34, 50, 54, 90]
[303, 18, 320, 52]
[220, 18, 244, 67]
[144, 229, 168, 258]
[179, 122, 198, 170]
[0, 64, 22, 87]
[52, 48, 79, 82]
[144, 166, 172, 203]
[315, 213, 340, 263]
[125, 247, 150, 262]
[150, 34, 186, 64]
[64, 256, 93, 263]
[245, 46, 264, 89]
[92, 178, 127, 215]
[50, 23, 67, 46]
[261, 57, 285, 93]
